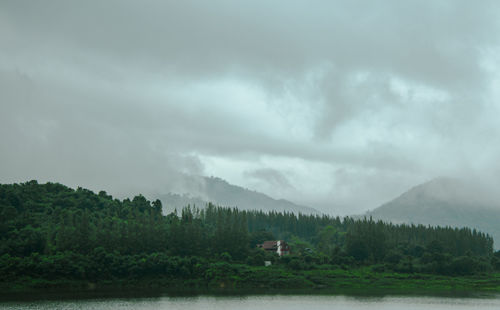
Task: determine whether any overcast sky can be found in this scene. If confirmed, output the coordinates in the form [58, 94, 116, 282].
[2, 0, 500, 215]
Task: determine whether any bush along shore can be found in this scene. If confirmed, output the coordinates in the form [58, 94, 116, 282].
[2, 181, 500, 293]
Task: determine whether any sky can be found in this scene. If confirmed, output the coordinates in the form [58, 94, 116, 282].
[1, 0, 500, 215]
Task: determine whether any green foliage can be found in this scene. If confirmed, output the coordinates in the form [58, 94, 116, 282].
[249, 230, 276, 248]
[0, 180, 497, 290]
[316, 225, 338, 256]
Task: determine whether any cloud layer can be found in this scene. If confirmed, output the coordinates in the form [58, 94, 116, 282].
[1, 0, 500, 214]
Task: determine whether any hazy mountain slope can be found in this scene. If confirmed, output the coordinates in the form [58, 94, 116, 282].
[156, 193, 208, 212]
[157, 176, 320, 215]
[367, 177, 500, 247]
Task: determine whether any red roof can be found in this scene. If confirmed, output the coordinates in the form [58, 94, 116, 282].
[259, 241, 278, 250]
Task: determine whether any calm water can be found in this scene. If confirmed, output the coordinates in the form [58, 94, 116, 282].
[2, 294, 500, 310]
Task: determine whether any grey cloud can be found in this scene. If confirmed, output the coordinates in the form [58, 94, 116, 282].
[1, 1, 500, 214]
[244, 168, 295, 191]
[0, 68, 205, 196]
[5, 1, 496, 80]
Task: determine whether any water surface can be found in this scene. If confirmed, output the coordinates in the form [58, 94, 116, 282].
[1, 294, 500, 310]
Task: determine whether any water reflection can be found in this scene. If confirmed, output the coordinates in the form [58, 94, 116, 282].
[1, 293, 500, 310]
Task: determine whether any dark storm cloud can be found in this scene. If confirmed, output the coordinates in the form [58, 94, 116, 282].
[1, 0, 500, 213]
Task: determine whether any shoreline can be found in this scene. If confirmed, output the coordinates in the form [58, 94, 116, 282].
[3, 269, 500, 301]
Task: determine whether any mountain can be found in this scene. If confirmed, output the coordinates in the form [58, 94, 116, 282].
[366, 177, 500, 247]
[156, 176, 320, 215]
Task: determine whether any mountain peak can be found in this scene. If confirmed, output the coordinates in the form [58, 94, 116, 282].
[156, 175, 321, 215]
[367, 176, 500, 248]
[400, 177, 464, 202]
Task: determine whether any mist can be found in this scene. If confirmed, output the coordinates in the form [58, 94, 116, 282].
[1, 1, 500, 215]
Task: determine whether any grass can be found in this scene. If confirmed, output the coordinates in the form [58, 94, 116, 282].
[3, 267, 500, 295]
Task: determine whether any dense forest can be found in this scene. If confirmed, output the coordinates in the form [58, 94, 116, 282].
[1, 181, 500, 290]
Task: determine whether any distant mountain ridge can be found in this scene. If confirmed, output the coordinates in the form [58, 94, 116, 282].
[156, 176, 320, 215]
[366, 177, 500, 248]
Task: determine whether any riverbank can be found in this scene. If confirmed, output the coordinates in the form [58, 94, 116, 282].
[3, 266, 500, 295]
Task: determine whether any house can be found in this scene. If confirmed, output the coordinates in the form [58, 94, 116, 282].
[257, 240, 290, 256]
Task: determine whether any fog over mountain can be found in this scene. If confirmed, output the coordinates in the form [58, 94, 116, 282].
[367, 177, 500, 248]
[2, 1, 500, 215]
[157, 176, 320, 215]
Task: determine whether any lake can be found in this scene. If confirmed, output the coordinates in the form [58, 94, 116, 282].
[1, 293, 500, 310]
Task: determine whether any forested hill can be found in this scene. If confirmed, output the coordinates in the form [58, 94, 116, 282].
[1, 180, 499, 290]
[366, 177, 500, 249]
[157, 176, 320, 215]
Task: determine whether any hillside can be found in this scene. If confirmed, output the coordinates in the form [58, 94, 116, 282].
[156, 176, 320, 215]
[367, 177, 500, 248]
[1, 180, 497, 293]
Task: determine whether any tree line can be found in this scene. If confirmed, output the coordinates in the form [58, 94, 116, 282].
[1, 180, 499, 285]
